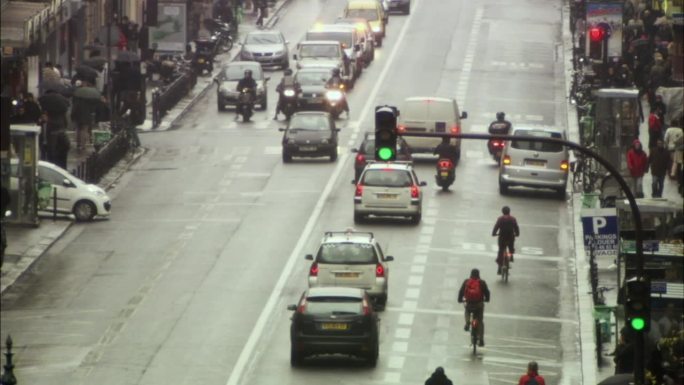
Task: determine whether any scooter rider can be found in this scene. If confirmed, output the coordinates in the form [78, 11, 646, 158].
[236, 69, 257, 117]
[274, 68, 300, 120]
[433, 137, 458, 165]
[325, 68, 349, 116]
[492, 205, 520, 275]
[488, 111, 512, 135]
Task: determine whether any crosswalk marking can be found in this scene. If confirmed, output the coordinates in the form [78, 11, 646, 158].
[491, 60, 546, 69]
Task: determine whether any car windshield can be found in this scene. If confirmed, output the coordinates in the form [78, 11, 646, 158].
[296, 71, 329, 85]
[511, 130, 564, 152]
[223, 65, 262, 80]
[245, 33, 282, 45]
[317, 243, 377, 264]
[346, 8, 378, 21]
[289, 114, 330, 130]
[307, 32, 353, 48]
[299, 44, 339, 58]
[304, 297, 363, 315]
[361, 169, 413, 187]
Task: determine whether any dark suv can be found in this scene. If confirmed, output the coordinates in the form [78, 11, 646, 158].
[288, 287, 379, 367]
[280, 111, 340, 162]
[350, 132, 412, 182]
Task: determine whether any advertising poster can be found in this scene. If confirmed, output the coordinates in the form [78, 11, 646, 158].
[586, 1, 623, 58]
[148, 3, 187, 53]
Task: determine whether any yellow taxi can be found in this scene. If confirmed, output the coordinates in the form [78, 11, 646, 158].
[343, 0, 387, 47]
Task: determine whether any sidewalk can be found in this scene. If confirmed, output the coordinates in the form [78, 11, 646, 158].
[0, 0, 291, 296]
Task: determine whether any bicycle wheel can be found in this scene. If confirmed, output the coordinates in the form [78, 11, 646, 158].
[471, 319, 478, 355]
[502, 263, 508, 283]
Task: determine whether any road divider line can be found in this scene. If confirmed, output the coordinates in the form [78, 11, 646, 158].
[223, 1, 423, 383]
[385, 306, 578, 325]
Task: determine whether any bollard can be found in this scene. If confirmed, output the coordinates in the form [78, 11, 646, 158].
[1, 335, 17, 385]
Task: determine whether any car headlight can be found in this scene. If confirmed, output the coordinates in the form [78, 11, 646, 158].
[274, 50, 285, 56]
[283, 89, 296, 97]
[87, 186, 106, 196]
[326, 90, 343, 101]
[372, 26, 381, 32]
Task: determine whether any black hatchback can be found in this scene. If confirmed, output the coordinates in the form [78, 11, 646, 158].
[288, 287, 379, 367]
[350, 132, 412, 182]
[280, 111, 340, 163]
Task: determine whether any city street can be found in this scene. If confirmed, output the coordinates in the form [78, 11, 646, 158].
[1, 0, 583, 384]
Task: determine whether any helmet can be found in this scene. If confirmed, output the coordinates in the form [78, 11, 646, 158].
[332, 68, 341, 76]
[496, 111, 505, 121]
[284, 68, 293, 76]
[244, 69, 253, 77]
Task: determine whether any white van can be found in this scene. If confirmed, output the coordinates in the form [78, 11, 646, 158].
[397, 97, 467, 160]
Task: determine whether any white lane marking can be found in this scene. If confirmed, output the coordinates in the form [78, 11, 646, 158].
[454, 7, 483, 103]
[411, 265, 425, 274]
[428, 247, 559, 261]
[438, 217, 561, 229]
[408, 275, 423, 286]
[394, 328, 411, 339]
[263, 146, 281, 155]
[414, 254, 427, 264]
[386, 307, 578, 325]
[391, 341, 409, 353]
[420, 225, 435, 235]
[223, 2, 423, 383]
[383, 372, 401, 383]
[387, 356, 406, 369]
[405, 288, 420, 299]
[398, 313, 415, 326]
[418, 235, 432, 245]
[402, 300, 417, 309]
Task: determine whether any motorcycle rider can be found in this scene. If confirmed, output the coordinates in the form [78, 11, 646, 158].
[492, 206, 520, 275]
[236, 69, 257, 119]
[433, 136, 459, 165]
[457, 268, 490, 347]
[488, 111, 512, 134]
[274, 68, 301, 120]
[325, 68, 350, 116]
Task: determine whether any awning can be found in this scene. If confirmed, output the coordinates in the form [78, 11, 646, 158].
[0, 1, 47, 48]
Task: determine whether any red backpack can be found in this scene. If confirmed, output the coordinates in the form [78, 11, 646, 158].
[464, 278, 483, 302]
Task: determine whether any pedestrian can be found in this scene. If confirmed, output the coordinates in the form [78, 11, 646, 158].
[652, 94, 667, 123]
[425, 366, 453, 385]
[627, 139, 649, 198]
[649, 139, 670, 198]
[255, 0, 267, 27]
[648, 105, 663, 149]
[518, 361, 546, 385]
[128, 23, 140, 52]
[614, 328, 635, 374]
[71, 81, 99, 151]
[41, 62, 60, 84]
[615, 64, 634, 87]
[663, 122, 683, 182]
[39, 92, 71, 169]
[14, 93, 43, 124]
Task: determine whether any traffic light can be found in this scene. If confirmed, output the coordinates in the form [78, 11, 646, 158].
[589, 26, 605, 42]
[375, 106, 398, 161]
[587, 23, 611, 60]
[625, 278, 651, 332]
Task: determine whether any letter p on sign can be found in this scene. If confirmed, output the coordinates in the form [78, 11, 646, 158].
[592, 217, 607, 234]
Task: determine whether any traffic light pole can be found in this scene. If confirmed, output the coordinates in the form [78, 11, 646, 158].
[399, 131, 646, 384]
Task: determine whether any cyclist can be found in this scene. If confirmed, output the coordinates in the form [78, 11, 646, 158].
[518, 361, 546, 385]
[457, 268, 490, 347]
[492, 205, 519, 275]
[424, 366, 453, 385]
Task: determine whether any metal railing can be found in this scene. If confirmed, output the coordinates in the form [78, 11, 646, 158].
[72, 126, 131, 184]
[151, 70, 197, 129]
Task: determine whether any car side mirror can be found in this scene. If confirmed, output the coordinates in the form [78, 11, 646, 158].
[287, 304, 297, 311]
[350, 148, 358, 153]
[293, 54, 298, 60]
[419, 181, 427, 186]
[63, 178, 74, 187]
[460, 111, 468, 119]
[278, 128, 286, 132]
[305, 254, 313, 260]
[385, 256, 394, 262]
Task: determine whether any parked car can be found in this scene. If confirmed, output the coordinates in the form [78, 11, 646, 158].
[279, 111, 340, 162]
[288, 287, 380, 367]
[216, 61, 270, 111]
[239, 30, 290, 69]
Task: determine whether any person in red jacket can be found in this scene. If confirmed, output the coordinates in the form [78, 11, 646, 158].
[518, 361, 546, 385]
[648, 106, 663, 149]
[627, 139, 649, 198]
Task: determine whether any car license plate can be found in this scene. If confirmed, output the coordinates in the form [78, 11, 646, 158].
[440, 171, 449, 177]
[321, 323, 349, 331]
[525, 159, 546, 167]
[336, 272, 360, 278]
[377, 193, 397, 199]
[299, 146, 317, 152]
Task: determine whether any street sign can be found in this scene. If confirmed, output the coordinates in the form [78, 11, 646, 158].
[581, 208, 619, 256]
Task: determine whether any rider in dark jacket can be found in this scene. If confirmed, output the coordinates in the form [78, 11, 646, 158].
[425, 367, 453, 385]
[236, 69, 257, 117]
[433, 137, 458, 164]
[274, 68, 300, 120]
[488, 111, 512, 134]
[325, 68, 349, 115]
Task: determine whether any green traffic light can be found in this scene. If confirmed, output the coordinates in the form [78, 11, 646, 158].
[377, 147, 395, 161]
[630, 317, 646, 331]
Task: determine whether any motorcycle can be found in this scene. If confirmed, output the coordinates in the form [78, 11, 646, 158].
[487, 138, 505, 162]
[324, 84, 347, 119]
[237, 88, 255, 122]
[208, 19, 234, 54]
[435, 158, 455, 191]
[281, 87, 299, 120]
[193, 40, 216, 76]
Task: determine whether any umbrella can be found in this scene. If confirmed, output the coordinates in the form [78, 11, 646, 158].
[38, 92, 70, 115]
[40, 80, 73, 97]
[83, 56, 107, 71]
[115, 50, 140, 63]
[73, 86, 102, 100]
[597, 374, 634, 385]
[75, 65, 99, 81]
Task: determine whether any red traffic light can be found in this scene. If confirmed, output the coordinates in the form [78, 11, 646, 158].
[589, 26, 605, 42]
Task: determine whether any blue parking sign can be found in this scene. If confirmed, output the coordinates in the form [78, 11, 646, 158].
[581, 208, 618, 256]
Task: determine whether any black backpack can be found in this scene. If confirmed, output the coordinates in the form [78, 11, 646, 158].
[525, 376, 540, 385]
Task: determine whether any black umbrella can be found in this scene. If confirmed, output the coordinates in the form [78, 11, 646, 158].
[116, 50, 140, 63]
[82, 56, 107, 71]
[73, 86, 102, 100]
[38, 92, 70, 115]
[597, 374, 634, 385]
[40, 80, 73, 97]
[75, 65, 99, 80]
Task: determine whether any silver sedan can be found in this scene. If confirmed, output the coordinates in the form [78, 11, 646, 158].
[239, 30, 290, 69]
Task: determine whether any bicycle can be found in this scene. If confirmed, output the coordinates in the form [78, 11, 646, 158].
[501, 251, 512, 283]
[469, 312, 480, 355]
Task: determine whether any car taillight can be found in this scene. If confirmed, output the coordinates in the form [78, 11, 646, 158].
[397, 124, 406, 133]
[356, 154, 365, 164]
[376, 263, 385, 277]
[493, 140, 504, 147]
[410, 184, 419, 198]
[560, 160, 569, 171]
[450, 124, 460, 134]
[355, 184, 363, 197]
[297, 297, 308, 313]
[362, 297, 371, 315]
[502, 155, 511, 165]
[309, 263, 318, 277]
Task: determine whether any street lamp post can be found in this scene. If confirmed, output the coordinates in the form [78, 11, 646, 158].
[0, 335, 16, 385]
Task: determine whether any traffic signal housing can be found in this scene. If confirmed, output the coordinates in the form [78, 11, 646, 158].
[625, 278, 651, 332]
[375, 106, 398, 161]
